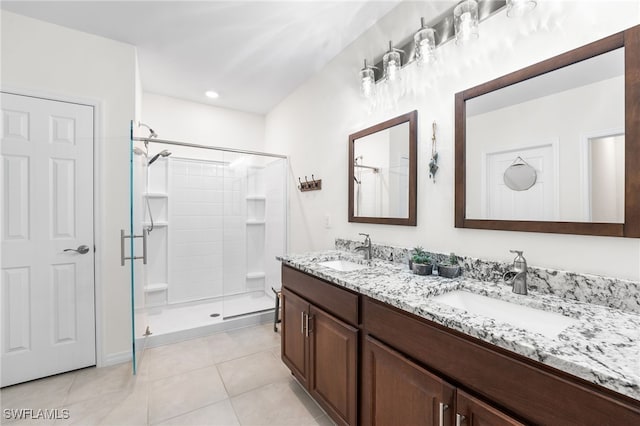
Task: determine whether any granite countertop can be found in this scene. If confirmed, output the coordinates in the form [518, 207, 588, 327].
[278, 250, 640, 400]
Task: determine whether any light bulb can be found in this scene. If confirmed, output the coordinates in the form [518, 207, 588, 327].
[454, 0, 479, 45]
[359, 62, 376, 100]
[414, 22, 436, 67]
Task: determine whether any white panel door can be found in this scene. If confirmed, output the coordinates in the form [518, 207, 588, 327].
[1, 92, 95, 387]
[485, 145, 555, 221]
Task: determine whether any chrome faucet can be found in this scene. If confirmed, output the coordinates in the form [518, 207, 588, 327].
[503, 250, 528, 295]
[355, 233, 372, 260]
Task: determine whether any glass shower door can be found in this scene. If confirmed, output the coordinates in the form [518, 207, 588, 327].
[128, 123, 153, 374]
[221, 151, 287, 319]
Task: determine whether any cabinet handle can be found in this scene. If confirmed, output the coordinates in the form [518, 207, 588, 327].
[306, 315, 313, 337]
[456, 414, 466, 426]
[439, 403, 449, 426]
[301, 312, 306, 335]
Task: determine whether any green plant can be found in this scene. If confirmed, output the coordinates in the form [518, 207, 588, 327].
[412, 252, 431, 265]
[447, 252, 458, 265]
[411, 246, 425, 256]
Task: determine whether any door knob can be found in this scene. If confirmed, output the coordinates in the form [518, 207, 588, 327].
[64, 245, 90, 254]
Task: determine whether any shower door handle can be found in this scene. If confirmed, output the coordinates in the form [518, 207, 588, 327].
[120, 229, 148, 266]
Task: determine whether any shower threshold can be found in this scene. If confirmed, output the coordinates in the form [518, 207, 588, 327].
[135, 291, 274, 348]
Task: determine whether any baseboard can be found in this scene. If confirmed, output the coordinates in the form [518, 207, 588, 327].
[101, 350, 132, 367]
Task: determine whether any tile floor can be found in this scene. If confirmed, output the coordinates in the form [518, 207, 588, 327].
[0, 323, 335, 426]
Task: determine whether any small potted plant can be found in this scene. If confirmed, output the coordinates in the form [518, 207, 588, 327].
[438, 252, 460, 278]
[408, 246, 424, 270]
[412, 249, 433, 276]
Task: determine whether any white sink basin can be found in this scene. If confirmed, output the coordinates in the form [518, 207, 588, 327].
[431, 291, 578, 339]
[318, 260, 368, 272]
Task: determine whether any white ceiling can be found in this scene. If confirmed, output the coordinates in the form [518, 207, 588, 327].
[1, 0, 403, 114]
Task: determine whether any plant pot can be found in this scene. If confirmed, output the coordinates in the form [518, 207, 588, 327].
[438, 264, 460, 278]
[412, 263, 433, 275]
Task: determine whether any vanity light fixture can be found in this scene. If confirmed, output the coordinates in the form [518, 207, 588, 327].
[382, 41, 403, 82]
[359, 59, 377, 99]
[414, 17, 437, 67]
[454, 0, 480, 45]
[506, 0, 537, 18]
[358, 1, 533, 104]
[205, 90, 219, 99]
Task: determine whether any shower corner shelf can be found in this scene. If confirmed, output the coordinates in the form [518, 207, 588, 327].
[144, 192, 168, 198]
[246, 195, 266, 200]
[142, 221, 168, 227]
[246, 220, 266, 225]
[145, 283, 168, 292]
[246, 272, 266, 279]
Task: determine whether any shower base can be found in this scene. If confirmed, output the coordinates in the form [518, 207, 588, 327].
[135, 291, 274, 348]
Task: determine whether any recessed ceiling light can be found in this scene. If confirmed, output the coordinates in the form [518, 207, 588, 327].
[205, 90, 219, 99]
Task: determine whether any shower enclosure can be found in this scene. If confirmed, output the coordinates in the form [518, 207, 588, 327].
[127, 125, 287, 372]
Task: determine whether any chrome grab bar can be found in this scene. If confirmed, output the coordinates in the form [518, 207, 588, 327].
[120, 229, 148, 266]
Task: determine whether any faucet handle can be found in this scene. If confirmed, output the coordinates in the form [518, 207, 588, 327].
[509, 250, 523, 256]
[359, 233, 370, 238]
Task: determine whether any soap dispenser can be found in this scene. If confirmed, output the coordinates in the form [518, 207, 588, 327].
[510, 250, 527, 273]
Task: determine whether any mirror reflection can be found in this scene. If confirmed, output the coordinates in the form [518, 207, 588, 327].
[353, 121, 410, 218]
[349, 110, 417, 226]
[465, 47, 624, 223]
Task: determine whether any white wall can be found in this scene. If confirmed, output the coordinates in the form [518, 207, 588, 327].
[141, 93, 266, 153]
[1, 11, 137, 363]
[265, 1, 640, 280]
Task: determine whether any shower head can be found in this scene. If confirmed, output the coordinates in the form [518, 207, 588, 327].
[148, 149, 172, 165]
[133, 147, 146, 156]
[138, 122, 158, 139]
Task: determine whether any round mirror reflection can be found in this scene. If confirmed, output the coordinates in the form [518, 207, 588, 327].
[503, 163, 537, 191]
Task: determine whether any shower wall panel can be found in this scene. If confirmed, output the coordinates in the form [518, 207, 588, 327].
[222, 162, 247, 296]
[169, 158, 225, 303]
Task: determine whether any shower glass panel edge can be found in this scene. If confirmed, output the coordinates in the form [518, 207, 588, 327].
[129, 122, 154, 375]
[129, 121, 137, 374]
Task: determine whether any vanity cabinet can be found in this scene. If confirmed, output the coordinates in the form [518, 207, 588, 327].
[456, 390, 525, 426]
[363, 336, 455, 426]
[280, 264, 640, 426]
[281, 266, 359, 426]
[363, 335, 523, 426]
[363, 296, 640, 426]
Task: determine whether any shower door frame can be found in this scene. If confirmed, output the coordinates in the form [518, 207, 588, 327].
[131, 136, 289, 324]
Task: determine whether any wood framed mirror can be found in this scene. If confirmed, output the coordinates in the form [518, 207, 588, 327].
[349, 110, 417, 226]
[455, 24, 640, 237]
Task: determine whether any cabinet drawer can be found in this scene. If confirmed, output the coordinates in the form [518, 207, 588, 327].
[282, 265, 359, 326]
[363, 296, 640, 426]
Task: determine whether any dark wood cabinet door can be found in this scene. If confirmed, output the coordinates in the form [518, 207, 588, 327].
[456, 389, 525, 426]
[281, 288, 309, 387]
[362, 336, 455, 426]
[309, 305, 358, 426]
